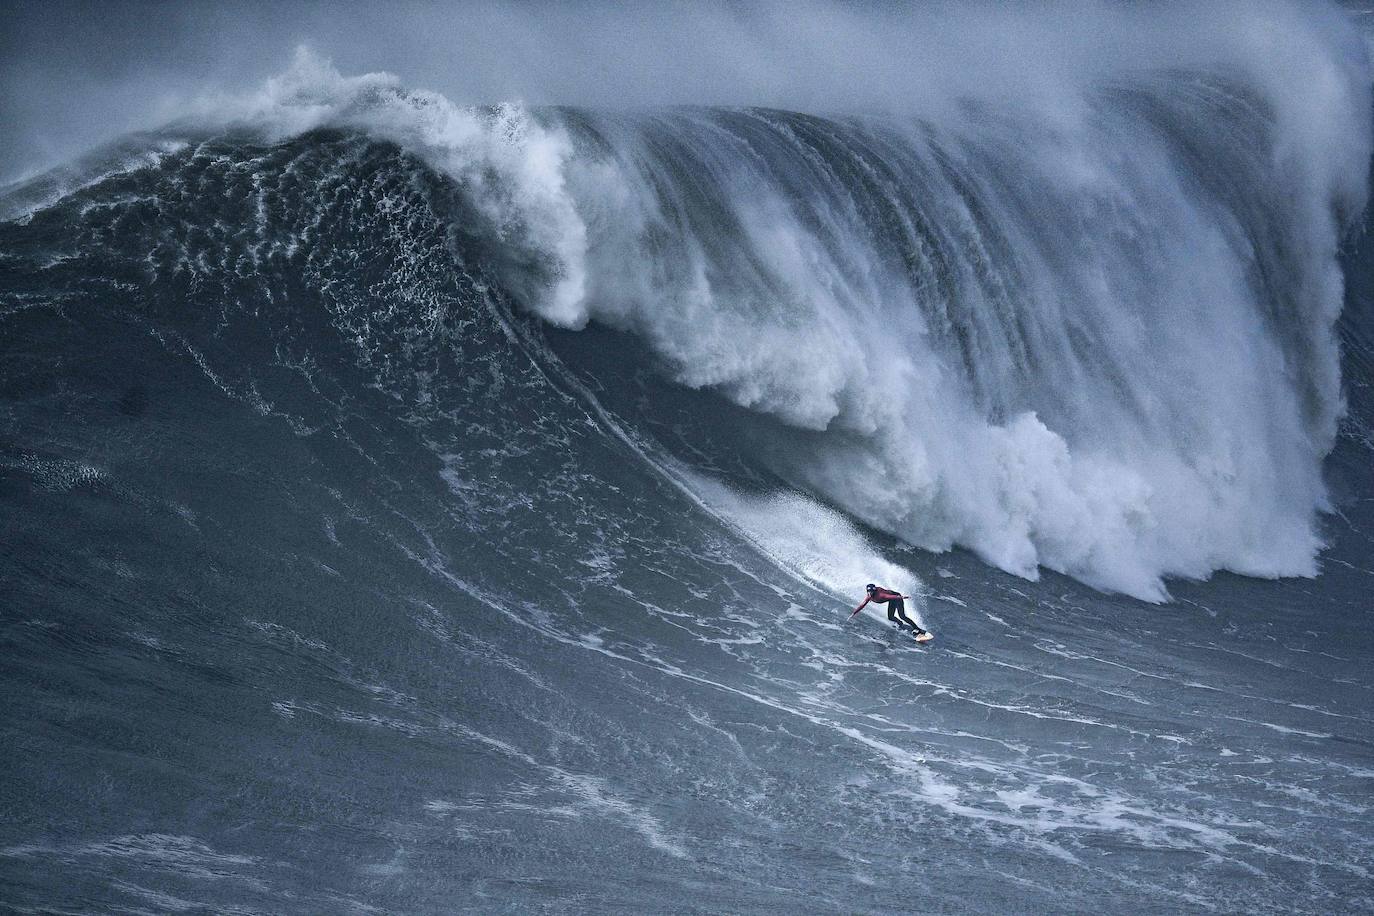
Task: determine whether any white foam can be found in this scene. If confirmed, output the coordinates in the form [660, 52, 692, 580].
[681, 474, 926, 628]
[542, 5, 1369, 601]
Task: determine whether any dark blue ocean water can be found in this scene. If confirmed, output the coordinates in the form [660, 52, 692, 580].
[2, 77, 1373, 913]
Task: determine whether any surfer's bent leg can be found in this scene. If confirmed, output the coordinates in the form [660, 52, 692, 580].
[891, 598, 925, 634]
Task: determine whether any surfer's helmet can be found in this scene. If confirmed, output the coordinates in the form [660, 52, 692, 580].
[866, 583, 876, 592]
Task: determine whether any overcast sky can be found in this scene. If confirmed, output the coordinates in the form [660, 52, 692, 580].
[2, 0, 1370, 186]
[10, 0, 822, 183]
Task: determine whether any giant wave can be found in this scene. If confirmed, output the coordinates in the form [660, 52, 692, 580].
[143, 7, 1372, 602]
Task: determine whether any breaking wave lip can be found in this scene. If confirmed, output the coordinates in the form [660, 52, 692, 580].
[9, 0, 1372, 604]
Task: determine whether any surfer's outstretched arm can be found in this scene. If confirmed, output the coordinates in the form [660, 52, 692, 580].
[848, 595, 871, 619]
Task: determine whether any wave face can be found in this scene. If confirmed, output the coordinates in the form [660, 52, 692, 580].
[3, 4, 1374, 913]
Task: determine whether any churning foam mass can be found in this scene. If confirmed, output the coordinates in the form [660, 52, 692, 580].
[182, 1, 1370, 603]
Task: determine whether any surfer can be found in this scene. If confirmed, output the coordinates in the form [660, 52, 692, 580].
[851, 584, 929, 638]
